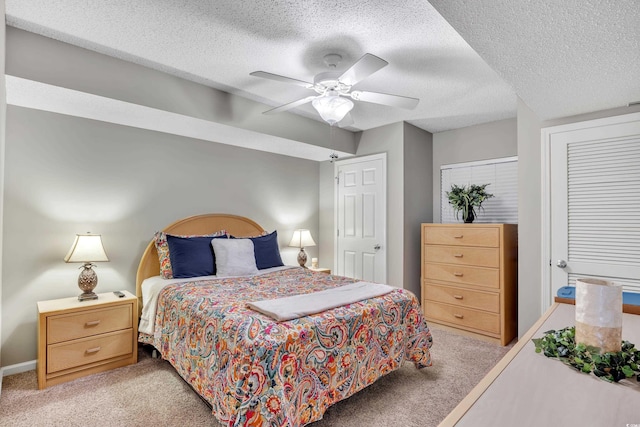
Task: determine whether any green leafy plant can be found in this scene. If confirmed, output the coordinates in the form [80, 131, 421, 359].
[532, 326, 640, 383]
[446, 183, 494, 223]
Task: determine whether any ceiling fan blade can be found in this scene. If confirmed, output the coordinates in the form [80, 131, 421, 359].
[263, 96, 317, 114]
[250, 71, 314, 88]
[350, 90, 419, 109]
[338, 113, 354, 128]
[338, 53, 388, 86]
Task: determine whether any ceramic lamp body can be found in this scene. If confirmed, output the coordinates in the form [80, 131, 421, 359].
[575, 278, 622, 353]
[297, 248, 308, 267]
[77, 263, 99, 301]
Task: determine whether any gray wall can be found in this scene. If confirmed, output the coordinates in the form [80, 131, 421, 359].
[6, 27, 356, 155]
[318, 160, 335, 271]
[0, 0, 6, 368]
[403, 123, 433, 298]
[432, 118, 517, 222]
[516, 100, 640, 336]
[516, 98, 542, 337]
[1, 106, 321, 366]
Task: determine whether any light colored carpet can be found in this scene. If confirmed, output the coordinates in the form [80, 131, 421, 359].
[0, 327, 511, 427]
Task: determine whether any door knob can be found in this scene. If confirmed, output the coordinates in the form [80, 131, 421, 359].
[556, 260, 567, 268]
[374, 244, 381, 250]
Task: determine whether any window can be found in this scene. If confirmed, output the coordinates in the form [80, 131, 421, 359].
[441, 156, 518, 224]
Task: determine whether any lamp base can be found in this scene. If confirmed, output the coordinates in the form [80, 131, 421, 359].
[78, 292, 99, 301]
[297, 248, 308, 268]
[77, 263, 99, 302]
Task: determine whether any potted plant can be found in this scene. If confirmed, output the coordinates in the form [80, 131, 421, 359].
[446, 183, 494, 223]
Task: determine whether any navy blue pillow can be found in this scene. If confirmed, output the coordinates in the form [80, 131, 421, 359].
[249, 231, 284, 270]
[167, 235, 227, 278]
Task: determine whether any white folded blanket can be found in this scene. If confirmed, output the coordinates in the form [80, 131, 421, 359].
[247, 281, 395, 321]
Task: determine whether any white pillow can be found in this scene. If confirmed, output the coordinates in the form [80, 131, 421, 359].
[211, 238, 259, 277]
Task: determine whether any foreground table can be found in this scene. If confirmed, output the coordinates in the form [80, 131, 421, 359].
[440, 303, 640, 427]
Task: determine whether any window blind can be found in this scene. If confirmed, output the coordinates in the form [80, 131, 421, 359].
[440, 157, 518, 224]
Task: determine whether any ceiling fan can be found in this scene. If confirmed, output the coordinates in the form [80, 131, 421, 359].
[250, 53, 419, 126]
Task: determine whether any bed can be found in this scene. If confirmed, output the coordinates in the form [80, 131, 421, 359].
[136, 214, 433, 427]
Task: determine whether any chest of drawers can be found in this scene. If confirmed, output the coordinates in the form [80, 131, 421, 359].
[37, 291, 138, 389]
[421, 223, 517, 345]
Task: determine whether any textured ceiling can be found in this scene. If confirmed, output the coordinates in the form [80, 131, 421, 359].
[5, 1, 637, 135]
[429, 0, 640, 120]
[4, 0, 516, 133]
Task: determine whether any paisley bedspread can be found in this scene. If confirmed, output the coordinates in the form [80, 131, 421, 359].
[139, 267, 433, 427]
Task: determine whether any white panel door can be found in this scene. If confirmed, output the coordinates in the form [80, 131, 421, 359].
[335, 153, 386, 283]
[548, 114, 640, 304]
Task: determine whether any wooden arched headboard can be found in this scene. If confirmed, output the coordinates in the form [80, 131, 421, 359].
[135, 213, 265, 314]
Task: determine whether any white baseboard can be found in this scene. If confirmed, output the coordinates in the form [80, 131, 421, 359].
[1, 360, 36, 377]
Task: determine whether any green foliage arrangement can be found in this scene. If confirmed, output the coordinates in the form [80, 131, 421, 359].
[446, 183, 494, 223]
[532, 326, 640, 383]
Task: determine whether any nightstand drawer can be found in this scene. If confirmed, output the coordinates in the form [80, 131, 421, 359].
[425, 263, 499, 289]
[424, 227, 499, 247]
[47, 329, 133, 374]
[424, 301, 500, 335]
[424, 283, 499, 313]
[424, 245, 500, 268]
[47, 305, 133, 344]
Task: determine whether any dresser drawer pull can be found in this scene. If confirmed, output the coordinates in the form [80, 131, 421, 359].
[454, 235, 463, 239]
[453, 254, 464, 258]
[453, 272, 464, 277]
[85, 320, 101, 327]
[453, 295, 464, 300]
[85, 347, 101, 354]
[454, 314, 464, 319]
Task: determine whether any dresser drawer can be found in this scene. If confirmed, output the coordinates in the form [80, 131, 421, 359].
[424, 226, 499, 247]
[425, 263, 500, 289]
[424, 301, 500, 335]
[47, 329, 133, 374]
[423, 283, 499, 313]
[424, 245, 499, 268]
[47, 305, 133, 344]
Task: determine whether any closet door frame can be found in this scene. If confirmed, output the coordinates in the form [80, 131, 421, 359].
[541, 111, 640, 310]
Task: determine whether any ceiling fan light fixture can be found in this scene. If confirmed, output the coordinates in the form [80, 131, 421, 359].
[312, 93, 354, 125]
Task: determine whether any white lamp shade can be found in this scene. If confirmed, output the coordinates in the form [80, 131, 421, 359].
[289, 229, 316, 248]
[64, 234, 109, 263]
[312, 94, 354, 125]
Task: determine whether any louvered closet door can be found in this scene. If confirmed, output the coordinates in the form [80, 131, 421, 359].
[550, 117, 640, 298]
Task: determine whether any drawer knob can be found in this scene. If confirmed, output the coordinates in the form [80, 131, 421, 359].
[453, 272, 464, 277]
[453, 295, 464, 300]
[85, 346, 101, 354]
[85, 320, 101, 327]
[453, 254, 464, 258]
[454, 314, 464, 319]
[454, 235, 463, 239]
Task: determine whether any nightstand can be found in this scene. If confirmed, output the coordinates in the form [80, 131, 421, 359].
[37, 290, 138, 389]
[308, 267, 331, 274]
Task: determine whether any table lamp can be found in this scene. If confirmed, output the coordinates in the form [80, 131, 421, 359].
[289, 229, 316, 267]
[64, 233, 109, 301]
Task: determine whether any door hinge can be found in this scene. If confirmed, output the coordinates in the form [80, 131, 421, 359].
[337, 229, 339, 237]
[335, 175, 339, 185]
